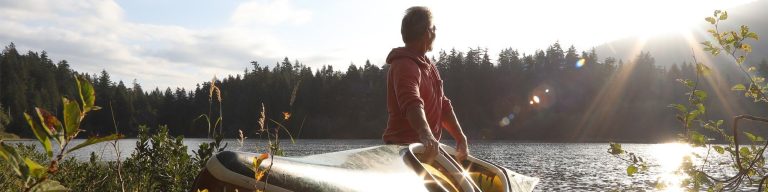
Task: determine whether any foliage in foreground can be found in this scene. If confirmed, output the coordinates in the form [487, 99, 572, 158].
[0, 76, 225, 191]
[0, 70, 299, 191]
[0, 75, 122, 191]
[0, 125, 214, 192]
[610, 9, 768, 191]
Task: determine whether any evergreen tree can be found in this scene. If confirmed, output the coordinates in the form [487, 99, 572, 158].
[0, 43, 761, 141]
[0, 104, 9, 133]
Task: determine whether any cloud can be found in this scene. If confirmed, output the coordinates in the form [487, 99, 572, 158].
[230, 0, 312, 26]
[0, 0, 307, 89]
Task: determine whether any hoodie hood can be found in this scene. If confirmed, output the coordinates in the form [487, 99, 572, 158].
[386, 47, 429, 66]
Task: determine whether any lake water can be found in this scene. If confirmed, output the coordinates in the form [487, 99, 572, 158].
[8, 139, 744, 191]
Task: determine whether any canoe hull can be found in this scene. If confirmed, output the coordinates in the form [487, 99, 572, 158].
[191, 144, 538, 192]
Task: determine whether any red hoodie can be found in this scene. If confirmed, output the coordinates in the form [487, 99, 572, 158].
[383, 47, 454, 144]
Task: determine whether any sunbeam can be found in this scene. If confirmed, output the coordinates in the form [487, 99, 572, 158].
[572, 36, 649, 140]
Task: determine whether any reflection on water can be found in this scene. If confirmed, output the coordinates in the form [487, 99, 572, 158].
[651, 143, 691, 192]
[7, 139, 737, 191]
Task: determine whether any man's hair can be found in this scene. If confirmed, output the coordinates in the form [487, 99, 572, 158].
[401, 6, 432, 44]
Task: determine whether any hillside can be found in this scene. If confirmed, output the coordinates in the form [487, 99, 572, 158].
[595, 0, 768, 67]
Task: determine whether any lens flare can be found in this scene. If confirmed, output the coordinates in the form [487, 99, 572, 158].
[575, 58, 586, 68]
[499, 117, 510, 127]
[499, 114, 515, 127]
[532, 96, 540, 104]
[545, 89, 550, 93]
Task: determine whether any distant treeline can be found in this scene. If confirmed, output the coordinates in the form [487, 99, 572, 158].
[1, 42, 767, 142]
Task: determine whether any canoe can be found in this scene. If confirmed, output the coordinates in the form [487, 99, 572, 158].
[191, 143, 538, 192]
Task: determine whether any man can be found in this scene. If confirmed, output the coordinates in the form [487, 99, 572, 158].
[383, 6, 469, 163]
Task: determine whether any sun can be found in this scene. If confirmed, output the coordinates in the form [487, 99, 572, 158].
[598, 0, 757, 39]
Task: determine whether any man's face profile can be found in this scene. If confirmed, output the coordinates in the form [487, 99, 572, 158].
[427, 24, 436, 52]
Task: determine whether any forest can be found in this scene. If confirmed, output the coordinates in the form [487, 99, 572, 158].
[2, 42, 767, 142]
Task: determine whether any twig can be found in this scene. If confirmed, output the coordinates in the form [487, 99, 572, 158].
[108, 102, 125, 192]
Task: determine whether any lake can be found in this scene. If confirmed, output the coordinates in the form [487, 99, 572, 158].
[8, 139, 743, 191]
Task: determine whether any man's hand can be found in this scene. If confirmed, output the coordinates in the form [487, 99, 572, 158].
[455, 139, 469, 162]
[440, 107, 469, 163]
[419, 133, 440, 164]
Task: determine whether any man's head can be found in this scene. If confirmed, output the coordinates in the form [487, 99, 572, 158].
[401, 6, 435, 53]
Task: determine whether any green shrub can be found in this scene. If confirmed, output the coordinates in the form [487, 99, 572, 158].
[1, 125, 218, 192]
[122, 125, 200, 192]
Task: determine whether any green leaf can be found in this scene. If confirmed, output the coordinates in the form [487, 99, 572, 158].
[24, 157, 46, 179]
[75, 75, 97, 113]
[701, 41, 721, 56]
[686, 110, 700, 126]
[627, 165, 638, 176]
[696, 103, 705, 114]
[693, 90, 708, 101]
[748, 84, 762, 98]
[737, 56, 746, 64]
[745, 32, 759, 41]
[668, 104, 687, 113]
[68, 133, 123, 152]
[28, 180, 69, 192]
[0, 142, 23, 176]
[677, 79, 695, 88]
[740, 147, 750, 157]
[608, 142, 624, 155]
[696, 63, 711, 76]
[0, 142, 7, 160]
[744, 131, 764, 142]
[703, 121, 718, 132]
[740, 25, 749, 37]
[62, 97, 81, 139]
[754, 77, 765, 83]
[719, 11, 728, 20]
[713, 146, 725, 154]
[25, 113, 53, 158]
[691, 132, 706, 146]
[731, 31, 741, 42]
[732, 84, 746, 91]
[705, 17, 716, 24]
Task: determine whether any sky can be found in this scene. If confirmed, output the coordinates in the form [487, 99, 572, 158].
[0, 0, 756, 89]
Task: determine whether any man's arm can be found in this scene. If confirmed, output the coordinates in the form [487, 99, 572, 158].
[406, 104, 439, 163]
[441, 106, 469, 162]
[391, 59, 439, 163]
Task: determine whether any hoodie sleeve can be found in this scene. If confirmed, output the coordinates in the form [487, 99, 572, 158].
[391, 58, 424, 113]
